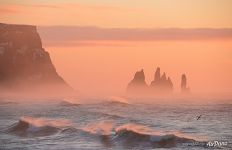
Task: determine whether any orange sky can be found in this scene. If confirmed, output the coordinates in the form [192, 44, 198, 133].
[45, 40, 232, 96]
[1, 0, 232, 28]
[1, 0, 232, 96]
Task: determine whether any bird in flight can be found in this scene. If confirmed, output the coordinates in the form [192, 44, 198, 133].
[196, 115, 202, 120]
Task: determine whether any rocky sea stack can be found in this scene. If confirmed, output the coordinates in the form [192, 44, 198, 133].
[127, 69, 148, 95]
[127, 67, 189, 96]
[150, 67, 173, 93]
[181, 74, 190, 94]
[0, 23, 72, 95]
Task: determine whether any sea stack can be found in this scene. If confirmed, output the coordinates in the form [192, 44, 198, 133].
[150, 67, 173, 94]
[181, 74, 190, 93]
[127, 69, 148, 95]
[0, 23, 72, 95]
[127, 67, 173, 96]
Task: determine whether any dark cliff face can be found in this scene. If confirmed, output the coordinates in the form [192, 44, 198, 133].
[0, 23, 71, 94]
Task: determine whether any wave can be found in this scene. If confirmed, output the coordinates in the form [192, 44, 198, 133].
[0, 100, 17, 105]
[62, 122, 197, 148]
[113, 124, 196, 148]
[114, 129, 195, 148]
[6, 116, 71, 137]
[6, 117, 198, 148]
[100, 96, 130, 107]
[86, 111, 125, 120]
[81, 121, 114, 136]
[59, 100, 80, 107]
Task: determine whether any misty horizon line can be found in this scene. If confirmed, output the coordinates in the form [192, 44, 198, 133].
[6, 22, 232, 29]
[39, 25, 232, 29]
[2, 22, 232, 41]
[35, 25, 232, 47]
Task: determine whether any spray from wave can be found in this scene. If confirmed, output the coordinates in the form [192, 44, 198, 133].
[113, 123, 196, 148]
[5, 117, 203, 148]
[72, 121, 198, 148]
[81, 121, 114, 135]
[103, 96, 130, 106]
[59, 100, 80, 107]
[6, 116, 71, 137]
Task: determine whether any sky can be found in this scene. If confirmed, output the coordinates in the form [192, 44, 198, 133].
[1, 0, 232, 28]
[44, 40, 232, 96]
[0, 0, 232, 96]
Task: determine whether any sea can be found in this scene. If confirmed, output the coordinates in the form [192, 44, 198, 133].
[0, 96, 231, 150]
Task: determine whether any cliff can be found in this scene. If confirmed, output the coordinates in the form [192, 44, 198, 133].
[0, 23, 71, 95]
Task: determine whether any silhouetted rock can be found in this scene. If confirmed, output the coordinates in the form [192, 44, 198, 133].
[127, 69, 148, 95]
[181, 74, 190, 93]
[154, 67, 161, 82]
[150, 67, 173, 94]
[0, 23, 71, 95]
[167, 77, 174, 90]
[127, 67, 174, 96]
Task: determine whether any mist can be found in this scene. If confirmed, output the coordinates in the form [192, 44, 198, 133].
[41, 40, 232, 99]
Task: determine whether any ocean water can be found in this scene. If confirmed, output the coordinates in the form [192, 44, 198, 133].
[0, 97, 231, 150]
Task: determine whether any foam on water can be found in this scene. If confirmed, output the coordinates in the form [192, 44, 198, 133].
[0, 98, 231, 149]
[6, 116, 71, 137]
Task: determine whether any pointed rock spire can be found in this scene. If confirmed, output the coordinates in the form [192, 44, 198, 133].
[167, 77, 173, 89]
[150, 68, 173, 94]
[181, 74, 190, 93]
[154, 67, 160, 81]
[133, 69, 145, 82]
[181, 74, 187, 90]
[127, 69, 148, 95]
[161, 72, 167, 81]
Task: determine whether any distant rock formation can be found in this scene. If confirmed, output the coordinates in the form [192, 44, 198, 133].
[181, 74, 190, 93]
[150, 67, 173, 93]
[127, 69, 148, 95]
[127, 67, 173, 96]
[0, 23, 72, 95]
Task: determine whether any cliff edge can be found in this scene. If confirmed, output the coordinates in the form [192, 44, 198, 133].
[0, 23, 72, 96]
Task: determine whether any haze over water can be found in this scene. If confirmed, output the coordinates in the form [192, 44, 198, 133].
[43, 40, 232, 97]
[1, 0, 232, 149]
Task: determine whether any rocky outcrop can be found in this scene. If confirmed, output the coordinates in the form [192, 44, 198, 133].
[181, 74, 190, 93]
[127, 69, 148, 95]
[0, 23, 71, 94]
[150, 67, 173, 93]
[127, 67, 173, 96]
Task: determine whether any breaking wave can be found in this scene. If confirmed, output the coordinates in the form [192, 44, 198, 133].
[6, 117, 71, 137]
[59, 100, 80, 107]
[62, 122, 197, 148]
[107, 96, 129, 104]
[5, 117, 198, 148]
[81, 121, 114, 135]
[100, 96, 130, 106]
[113, 124, 196, 148]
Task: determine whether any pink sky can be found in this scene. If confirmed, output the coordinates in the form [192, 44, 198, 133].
[1, 0, 232, 96]
[44, 40, 232, 96]
[1, 0, 232, 28]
